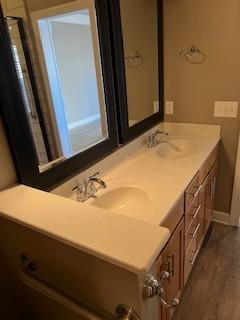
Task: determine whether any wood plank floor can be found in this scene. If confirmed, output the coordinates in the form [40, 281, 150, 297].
[173, 222, 240, 320]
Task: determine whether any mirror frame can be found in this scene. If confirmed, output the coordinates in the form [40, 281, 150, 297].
[0, 1, 118, 191]
[108, 0, 164, 143]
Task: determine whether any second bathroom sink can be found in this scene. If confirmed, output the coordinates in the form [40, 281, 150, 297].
[156, 138, 195, 160]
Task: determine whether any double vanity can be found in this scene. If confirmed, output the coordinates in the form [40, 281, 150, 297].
[0, 122, 220, 320]
[0, 1, 222, 319]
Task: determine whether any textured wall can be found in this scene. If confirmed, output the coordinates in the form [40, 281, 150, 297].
[164, 0, 240, 213]
[51, 21, 100, 125]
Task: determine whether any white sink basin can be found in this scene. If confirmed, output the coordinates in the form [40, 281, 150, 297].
[156, 138, 195, 160]
[89, 186, 150, 214]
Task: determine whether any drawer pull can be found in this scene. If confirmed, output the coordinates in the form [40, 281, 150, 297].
[190, 249, 200, 266]
[190, 223, 201, 239]
[188, 185, 202, 198]
[163, 261, 171, 277]
[191, 204, 201, 219]
[167, 253, 175, 277]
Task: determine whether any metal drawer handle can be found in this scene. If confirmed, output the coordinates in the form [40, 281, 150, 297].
[188, 184, 202, 198]
[20, 255, 140, 320]
[160, 297, 179, 309]
[158, 271, 180, 309]
[162, 261, 171, 277]
[191, 204, 201, 219]
[190, 223, 201, 239]
[167, 253, 175, 277]
[190, 249, 200, 266]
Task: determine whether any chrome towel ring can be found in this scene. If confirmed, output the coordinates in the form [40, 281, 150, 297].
[180, 45, 206, 64]
[125, 51, 143, 68]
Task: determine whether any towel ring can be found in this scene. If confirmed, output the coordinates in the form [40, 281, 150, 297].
[125, 51, 143, 68]
[180, 45, 206, 64]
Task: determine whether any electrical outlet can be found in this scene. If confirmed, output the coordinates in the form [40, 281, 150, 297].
[214, 101, 239, 118]
[165, 101, 174, 115]
[154, 101, 159, 113]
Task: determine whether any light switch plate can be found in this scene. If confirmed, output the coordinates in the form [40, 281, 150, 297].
[165, 101, 174, 115]
[214, 101, 239, 118]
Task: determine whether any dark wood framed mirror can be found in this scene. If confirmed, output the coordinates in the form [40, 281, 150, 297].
[108, 0, 164, 143]
[0, 0, 118, 191]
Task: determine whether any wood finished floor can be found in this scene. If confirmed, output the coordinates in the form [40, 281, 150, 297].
[173, 222, 240, 320]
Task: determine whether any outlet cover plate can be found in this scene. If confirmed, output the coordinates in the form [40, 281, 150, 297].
[165, 101, 174, 115]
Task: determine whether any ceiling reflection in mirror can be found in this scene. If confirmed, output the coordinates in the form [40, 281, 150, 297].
[2, 0, 109, 172]
[119, 0, 159, 127]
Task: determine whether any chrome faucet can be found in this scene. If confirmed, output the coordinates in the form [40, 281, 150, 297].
[146, 129, 169, 148]
[72, 172, 107, 202]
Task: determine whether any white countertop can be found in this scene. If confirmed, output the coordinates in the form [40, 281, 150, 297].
[87, 123, 220, 226]
[0, 123, 220, 275]
[0, 185, 170, 274]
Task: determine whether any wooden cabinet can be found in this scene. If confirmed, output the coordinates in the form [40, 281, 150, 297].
[157, 218, 184, 320]
[156, 144, 219, 319]
[183, 155, 218, 285]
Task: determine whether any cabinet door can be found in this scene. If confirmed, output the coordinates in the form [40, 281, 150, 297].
[158, 218, 184, 320]
[205, 161, 218, 232]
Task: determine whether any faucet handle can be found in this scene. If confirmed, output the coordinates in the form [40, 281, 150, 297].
[89, 172, 100, 179]
[72, 183, 86, 202]
[146, 135, 154, 148]
[72, 183, 83, 192]
[72, 185, 79, 192]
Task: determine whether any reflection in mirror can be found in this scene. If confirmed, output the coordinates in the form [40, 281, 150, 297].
[2, 0, 109, 172]
[119, 0, 159, 127]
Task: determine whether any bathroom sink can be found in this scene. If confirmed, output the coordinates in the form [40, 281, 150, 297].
[156, 138, 195, 159]
[89, 186, 150, 214]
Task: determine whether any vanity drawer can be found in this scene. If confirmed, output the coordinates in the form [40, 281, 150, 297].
[185, 173, 200, 211]
[185, 196, 200, 232]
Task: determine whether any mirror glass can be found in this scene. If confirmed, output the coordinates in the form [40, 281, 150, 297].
[119, 0, 159, 127]
[2, 0, 109, 172]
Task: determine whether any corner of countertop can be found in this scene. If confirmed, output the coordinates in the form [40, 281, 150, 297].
[0, 184, 170, 274]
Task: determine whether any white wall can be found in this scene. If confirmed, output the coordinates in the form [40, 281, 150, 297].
[51, 21, 100, 126]
[0, 120, 17, 190]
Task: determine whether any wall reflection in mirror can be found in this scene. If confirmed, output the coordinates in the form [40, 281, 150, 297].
[2, 0, 109, 172]
[120, 0, 159, 127]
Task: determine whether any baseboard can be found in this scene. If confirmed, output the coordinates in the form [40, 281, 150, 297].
[212, 210, 231, 225]
[68, 114, 100, 130]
